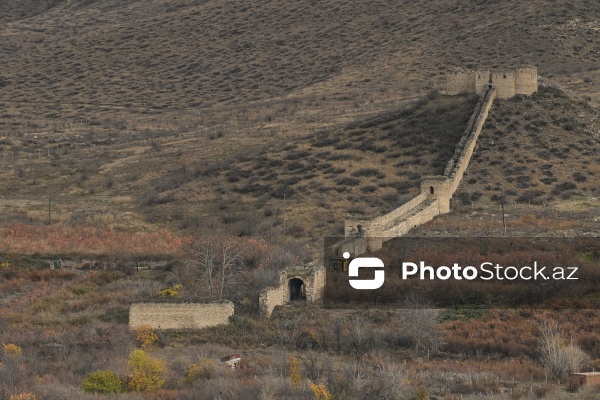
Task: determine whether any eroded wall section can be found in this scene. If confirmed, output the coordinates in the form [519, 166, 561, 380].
[129, 302, 234, 330]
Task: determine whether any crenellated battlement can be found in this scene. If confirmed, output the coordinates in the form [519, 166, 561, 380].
[447, 66, 537, 99]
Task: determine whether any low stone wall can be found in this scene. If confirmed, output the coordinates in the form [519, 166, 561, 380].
[381, 199, 441, 238]
[329, 236, 368, 258]
[345, 193, 428, 237]
[129, 302, 234, 330]
[307, 267, 325, 302]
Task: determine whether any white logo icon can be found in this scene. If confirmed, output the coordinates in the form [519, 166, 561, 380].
[345, 252, 385, 290]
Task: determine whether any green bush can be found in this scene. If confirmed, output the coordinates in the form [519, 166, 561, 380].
[82, 370, 122, 394]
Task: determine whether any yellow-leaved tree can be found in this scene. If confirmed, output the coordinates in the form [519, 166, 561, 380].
[287, 356, 302, 387]
[127, 349, 166, 392]
[309, 382, 332, 400]
[134, 326, 158, 350]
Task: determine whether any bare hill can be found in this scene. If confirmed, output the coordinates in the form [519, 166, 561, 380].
[1, 0, 600, 135]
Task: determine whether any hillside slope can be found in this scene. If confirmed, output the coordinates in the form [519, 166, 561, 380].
[1, 0, 600, 136]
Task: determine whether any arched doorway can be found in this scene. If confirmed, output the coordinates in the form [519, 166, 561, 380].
[288, 278, 306, 301]
[430, 186, 435, 195]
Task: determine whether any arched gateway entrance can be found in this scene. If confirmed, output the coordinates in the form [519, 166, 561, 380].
[288, 278, 306, 301]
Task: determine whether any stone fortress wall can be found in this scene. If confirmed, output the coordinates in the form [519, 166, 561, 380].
[129, 302, 234, 330]
[341, 66, 537, 253]
[444, 86, 497, 194]
[447, 66, 537, 99]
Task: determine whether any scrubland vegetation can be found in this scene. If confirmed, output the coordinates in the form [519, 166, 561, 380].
[1, 0, 600, 398]
[1, 224, 599, 399]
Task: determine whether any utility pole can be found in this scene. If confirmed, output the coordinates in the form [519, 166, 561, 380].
[48, 193, 52, 225]
[283, 194, 287, 238]
[500, 189, 506, 234]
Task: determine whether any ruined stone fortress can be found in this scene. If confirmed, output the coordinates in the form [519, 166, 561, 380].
[340, 66, 538, 253]
[259, 264, 326, 316]
[130, 67, 537, 323]
[129, 264, 326, 328]
[446, 66, 538, 99]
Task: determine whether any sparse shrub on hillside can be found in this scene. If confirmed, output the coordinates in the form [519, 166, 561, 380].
[2, 343, 22, 357]
[127, 349, 166, 392]
[335, 177, 360, 186]
[270, 184, 294, 199]
[517, 190, 545, 204]
[181, 357, 218, 383]
[9, 393, 38, 400]
[552, 181, 577, 194]
[309, 382, 332, 400]
[82, 370, 122, 394]
[157, 284, 183, 298]
[413, 387, 429, 400]
[351, 168, 384, 179]
[287, 356, 302, 387]
[539, 320, 590, 382]
[286, 223, 306, 238]
[573, 172, 587, 183]
[135, 326, 159, 350]
[361, 185, 378, 193]
[400, 294, 444, 354]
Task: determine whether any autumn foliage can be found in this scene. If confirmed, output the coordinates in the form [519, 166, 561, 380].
[134, 326, 159, 350]
[0, 224, 191, 256]
[127, 349, 166, 392]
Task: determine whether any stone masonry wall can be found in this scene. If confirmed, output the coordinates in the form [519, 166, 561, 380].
[491, 70, 516, 99]
[380, 200, 441, 237]
[447, 66, 537, 99]
[259, 265, 326, 316]
[475, 70, 491, 95]
[329, 236, 368, 259]
[338, 79, 503, 253]
[129, 302, 234, 330]
[515, 66, 538, 95]
[446, 68, 476, 95]
[445, 86, 497, 193]
[344, 193, 427, 237]
[308, 267, 326, 302]
[259, 284, 286, 316]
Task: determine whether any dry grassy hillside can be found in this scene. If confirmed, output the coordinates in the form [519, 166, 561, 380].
[0, 91, 479, 238]
[414, 84, 600, 237]
[0, 0, 598, 237]
[1, 0, 600, 136]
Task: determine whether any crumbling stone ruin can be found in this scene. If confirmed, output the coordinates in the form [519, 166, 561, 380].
[259, 264, 325, 316]
[129, 302, 234, 330]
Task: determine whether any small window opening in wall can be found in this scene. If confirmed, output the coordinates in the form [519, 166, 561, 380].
[503, 74, 507, 79]
[430, 186, 435, 195]
[289, 278, 306, 301]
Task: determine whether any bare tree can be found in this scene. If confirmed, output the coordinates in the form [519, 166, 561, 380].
[400, 293, 444, 355]
[216, 236, 244, 300]
[178, 235, 244, 300]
